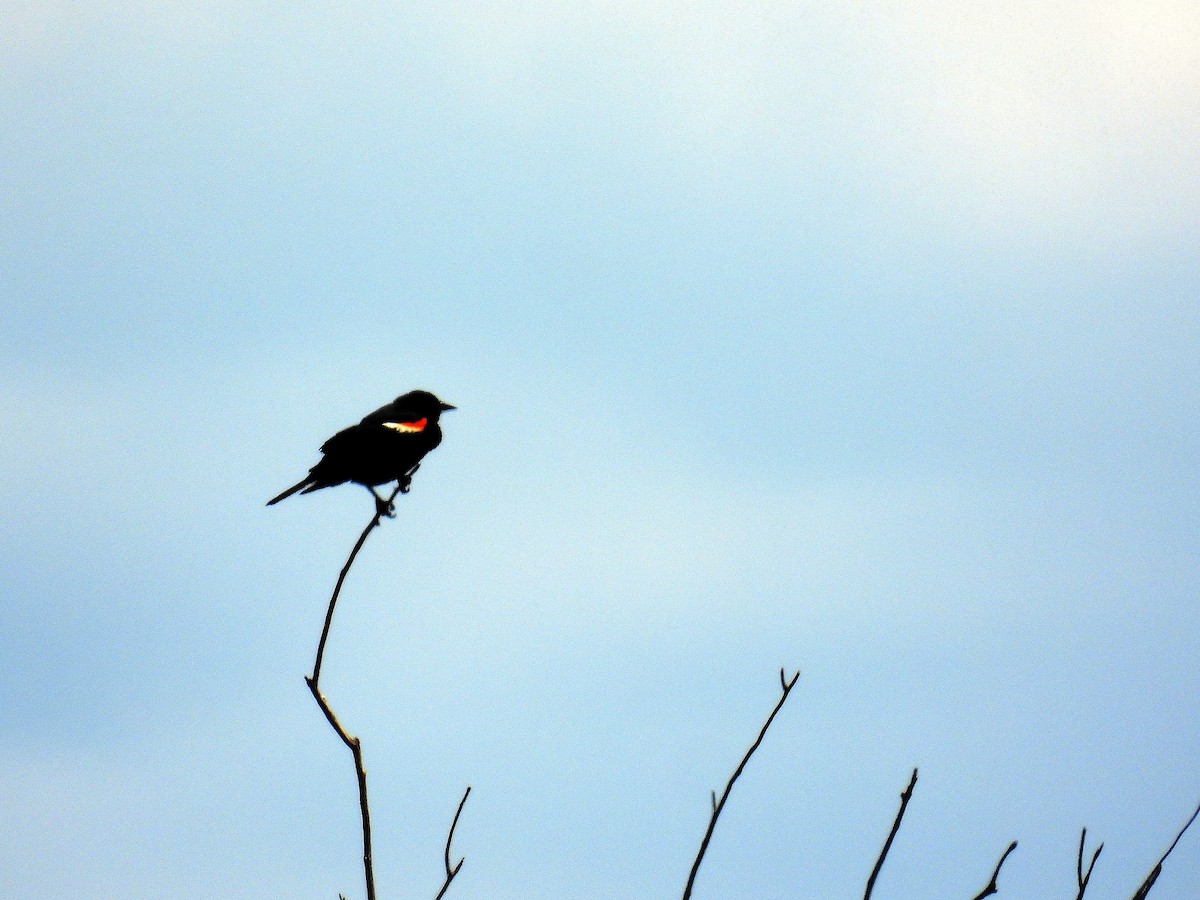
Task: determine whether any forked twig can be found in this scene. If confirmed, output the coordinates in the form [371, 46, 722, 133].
[864, 768, 919, 900]
[307, 484, 402, 900]
[1131, 799, 1200, 900]
[970, 840, 1018, 900]
[306, 679, 376, 900]
[681, 668, 801, 900]
[434, 786, 472, 900]
[1075, 827, 1103, 900]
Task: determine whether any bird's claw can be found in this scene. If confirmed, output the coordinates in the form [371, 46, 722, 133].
[398, 465, 418, 494]
[370, 489, 397, 518]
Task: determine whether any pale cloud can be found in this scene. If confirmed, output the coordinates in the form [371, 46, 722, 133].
[6, 1, 1196, 241]
[426, 0, 1200, 239]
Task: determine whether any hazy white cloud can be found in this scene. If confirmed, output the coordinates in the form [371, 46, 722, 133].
[5, 0, 1196, 244]
[423, 0, 1200, 239]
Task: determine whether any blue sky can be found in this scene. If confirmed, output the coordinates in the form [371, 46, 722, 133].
[3, 2, 1199, 898]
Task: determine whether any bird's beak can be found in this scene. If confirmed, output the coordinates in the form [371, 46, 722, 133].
[439, 402, 456, 411]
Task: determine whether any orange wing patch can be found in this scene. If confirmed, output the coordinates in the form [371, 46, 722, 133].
[383, 417, 427, 433]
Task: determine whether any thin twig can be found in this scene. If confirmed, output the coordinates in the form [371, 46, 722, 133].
[863, 768, 919, 900]
[970, 840, 1018, 900]
[681, 668, 801, 900]
[1075, 828, 1103, 900]
[434, 786, 472, 900]
[311, 485, 401, 686]
[1131, 799, 1200, 900]
[306, 679, 376, 900]
[306, 484, 401, 900]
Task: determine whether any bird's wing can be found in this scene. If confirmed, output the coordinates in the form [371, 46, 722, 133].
[361, 401, 429, 433]
[319, 424, 362, 454]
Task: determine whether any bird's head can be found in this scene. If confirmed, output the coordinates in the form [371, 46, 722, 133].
[397, 389, 456, 419]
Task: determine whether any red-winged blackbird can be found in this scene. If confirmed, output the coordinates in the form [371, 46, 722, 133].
[267, 389, 455, 509]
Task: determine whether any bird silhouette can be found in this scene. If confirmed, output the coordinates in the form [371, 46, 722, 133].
[268, 389, 454, 514]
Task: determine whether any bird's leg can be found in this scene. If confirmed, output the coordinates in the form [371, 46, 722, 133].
[366, 485, 396, 518]
[398, 463, 420, 494]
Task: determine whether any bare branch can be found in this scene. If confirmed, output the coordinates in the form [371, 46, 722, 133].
[681, 668, 801, 900]
[1075, 828, 1103, 900]
[1131, 799, 1200, 900]
[864, 768, 919, 900]
[312, 485, 402, 686]
[434, 786, 472, 900]
[970, 841, 1018, 900]
[306, 484, 402, 900]
[307, 677, 375, 900]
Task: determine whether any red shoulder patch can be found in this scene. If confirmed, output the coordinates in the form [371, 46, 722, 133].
[383, 417, 427, 433]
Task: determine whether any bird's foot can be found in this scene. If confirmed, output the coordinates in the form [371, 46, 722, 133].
[398, 464, 419, 494]
[370, 488, 397, 518]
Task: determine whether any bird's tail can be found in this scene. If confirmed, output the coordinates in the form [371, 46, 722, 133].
[266, 477, 313, 506]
